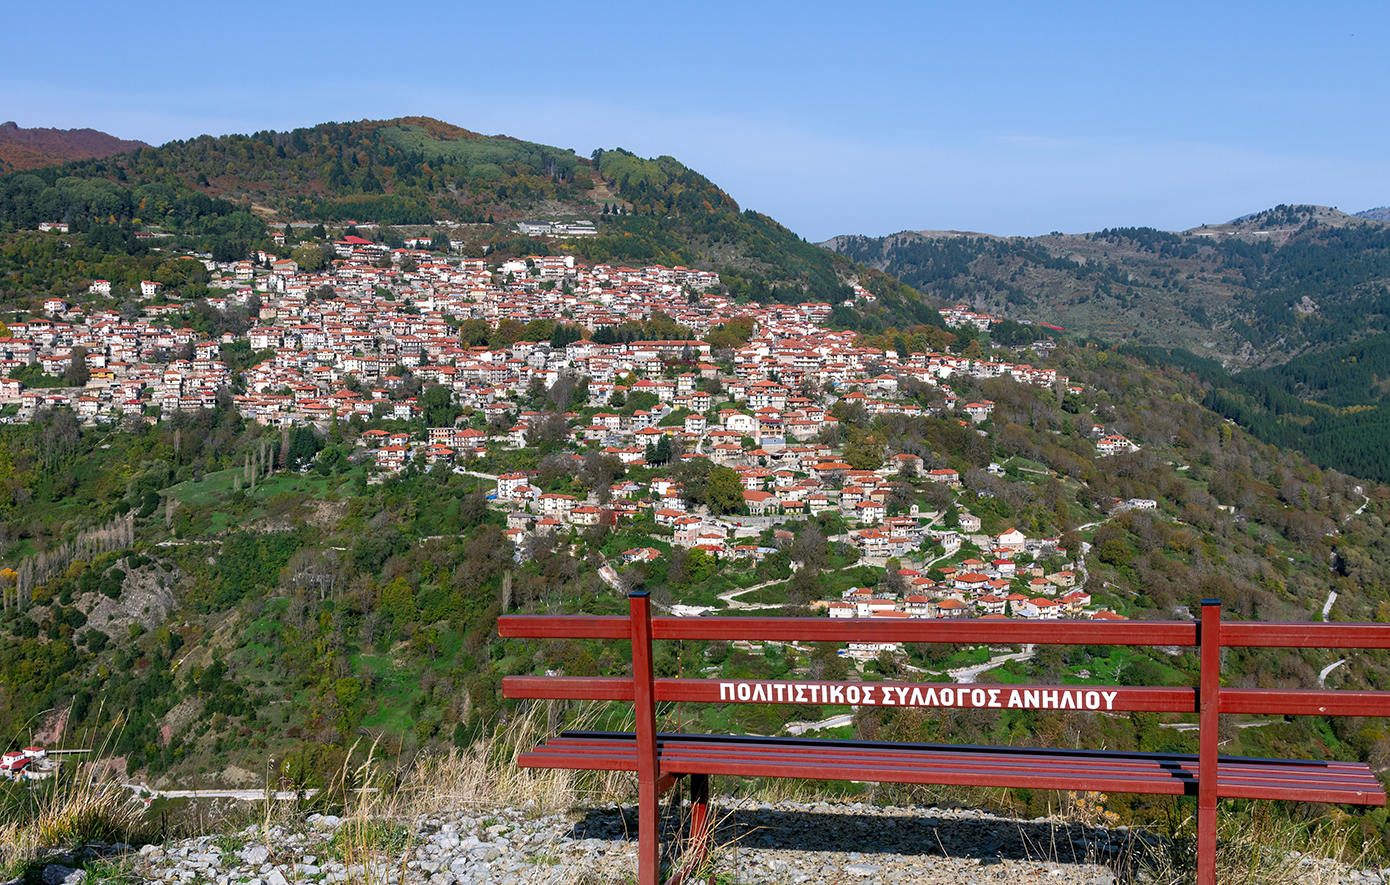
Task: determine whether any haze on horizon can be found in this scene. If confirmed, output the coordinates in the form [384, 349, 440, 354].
[5, 1, 1388, 242]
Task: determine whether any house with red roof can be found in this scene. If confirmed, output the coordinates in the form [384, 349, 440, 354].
[935, 599, 969, 619]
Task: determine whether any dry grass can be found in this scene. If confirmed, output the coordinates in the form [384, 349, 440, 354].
[1133, 804, 1372, 885]
[396, 701, 634, 816]
[0, 757, 148, 879]
[662, 794, 743, 885]
[230, 701, 637, 884]
[1022, 792, 1375, 885]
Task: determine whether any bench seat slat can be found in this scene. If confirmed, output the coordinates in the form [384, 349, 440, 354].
[555, 730, 1376, 768]
[530, 745, 1380, 795]
[517, 732, 1385, 806]
[549, 731, 1380, 773]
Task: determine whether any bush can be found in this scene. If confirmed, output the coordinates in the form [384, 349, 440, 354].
[99, 569, 125, 600]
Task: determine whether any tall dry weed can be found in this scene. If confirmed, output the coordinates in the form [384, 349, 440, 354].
[1133, 803, 1371, 885]
[397, 701, 633, 816]
[232, 701, 636, 884]
[0, 756, 147, 878]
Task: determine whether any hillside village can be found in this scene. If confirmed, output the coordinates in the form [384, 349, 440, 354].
[0, 230, 1145, 635]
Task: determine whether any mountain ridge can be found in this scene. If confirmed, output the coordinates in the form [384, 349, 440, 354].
[821, 204, 1390, 482]
[0, 121, 149, 174]
[820, 204, 1390, 369]
[0, 115, 923, 311]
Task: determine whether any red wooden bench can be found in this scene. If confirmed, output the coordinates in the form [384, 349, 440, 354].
[499, 593, 1390, 885]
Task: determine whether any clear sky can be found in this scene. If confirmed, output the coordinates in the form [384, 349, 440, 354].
[6, 1, 1388, 241]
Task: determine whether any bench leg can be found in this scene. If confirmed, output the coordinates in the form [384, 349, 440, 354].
[688, 773, 712, 875]
[663, 774, 712, 885]
[639, 773, 660, 885]
[1196, 800, 1216, 885]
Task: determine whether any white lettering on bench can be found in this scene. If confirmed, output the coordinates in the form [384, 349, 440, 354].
[711, 682, 1122, 711]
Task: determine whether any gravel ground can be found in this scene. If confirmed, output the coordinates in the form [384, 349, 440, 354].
[15, 800, 1390, 885]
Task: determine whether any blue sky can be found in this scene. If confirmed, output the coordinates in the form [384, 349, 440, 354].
[6, 1, 1388, 241]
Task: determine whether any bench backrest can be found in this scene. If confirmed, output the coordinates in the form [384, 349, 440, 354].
[501, 595, 1390, 720]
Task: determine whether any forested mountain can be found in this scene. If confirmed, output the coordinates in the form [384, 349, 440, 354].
[824, 206, 1390, 483]
[0, 117, 915, 307]
[823, 206, 1390, 368]
[0, 122, 148, 175]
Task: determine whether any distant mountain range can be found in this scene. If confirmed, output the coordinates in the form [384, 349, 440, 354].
[0, 121, 149, 173]
[821, 204, 1390, 481]
[1356, 206, 1390, 223]
[821, 205, 1390, 370]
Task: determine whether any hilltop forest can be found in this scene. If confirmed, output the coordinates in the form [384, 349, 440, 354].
[0, 117, 915, 310]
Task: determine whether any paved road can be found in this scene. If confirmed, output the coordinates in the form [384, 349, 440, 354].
[1319, 658, 1346, 687]
[717, 562, 864, 611]
[949, 649, 1036, 684]
[454, 469, 499, 482]
[784, 713, 855, 736]
[1343, 492, 1371, 524]
[718, 576, 800, 611]
[1160, 721, 1273, 732]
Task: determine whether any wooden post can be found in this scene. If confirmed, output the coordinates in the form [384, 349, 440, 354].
[665, 772, 712, 885]
[630, 591, 661, 885]
[1197, 599, 1222, 885]
[689, 773, 711, 875]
